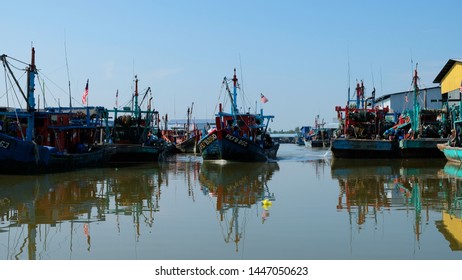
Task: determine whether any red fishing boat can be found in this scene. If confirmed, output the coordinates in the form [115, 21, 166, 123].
[197, 69, 279, 162]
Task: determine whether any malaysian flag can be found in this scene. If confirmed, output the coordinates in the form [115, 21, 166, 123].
[260, 93, 268, 103]
[82, 79, 89, 105]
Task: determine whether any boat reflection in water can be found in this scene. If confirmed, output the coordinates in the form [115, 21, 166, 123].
[199, 161, 279, 252]
[331, 157, 462, 251]
[439, 162, 462, 250]
[0, 163, 176, 260]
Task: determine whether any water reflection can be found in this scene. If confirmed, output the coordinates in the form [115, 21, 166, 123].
[0, 171, 104, 259]
[0, 163, 178, 259]
[5, 147, 462, 259]
[439, 162, 462, 250]
[331, 158, 462, 251]
[0, 157, 277, 259]
[199, 161, 279, 252]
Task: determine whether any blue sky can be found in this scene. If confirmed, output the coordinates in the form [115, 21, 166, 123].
[1, 0, 460, 130]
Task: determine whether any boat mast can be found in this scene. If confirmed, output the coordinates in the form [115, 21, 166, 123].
[232, 68, 238, 115]
[186, 107, 190, 134]
[186, 102, 193, 134]
[412, 64, 420, 135]
[222, 69, 238, 122]
[355, 81, 365, 109]
[134, 75, 139, 118]
[26, 47, 37, 141]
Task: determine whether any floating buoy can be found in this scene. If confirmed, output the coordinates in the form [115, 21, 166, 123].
[262, 199, 272, 209]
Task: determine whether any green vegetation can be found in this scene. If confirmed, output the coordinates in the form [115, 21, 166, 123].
[270, 127, 300, 134]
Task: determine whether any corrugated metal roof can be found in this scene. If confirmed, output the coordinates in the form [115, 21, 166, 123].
[374, 86, 440, 102]
[433, 59, 462, 84]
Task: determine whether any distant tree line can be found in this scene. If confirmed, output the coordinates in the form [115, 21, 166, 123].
[270, 127, 300, 134]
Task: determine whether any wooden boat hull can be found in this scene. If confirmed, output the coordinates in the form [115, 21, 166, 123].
[107, 143, 175, 162]
[305, 139, 330, 148]
[332, 137, 446, 159]
[175, 136, 198, 153]
[198, 131, 279, 162]
[0, 133, 114, 174]
[437, 143, 462, 163]
[399, 138, 448, 158]
[331, 138, 398, 158]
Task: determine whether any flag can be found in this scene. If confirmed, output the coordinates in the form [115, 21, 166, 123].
[82, 79, 89, 105]
[260, 93, 268, 103]
[115, 89, 118, 107]
[459, 80, 462, 93]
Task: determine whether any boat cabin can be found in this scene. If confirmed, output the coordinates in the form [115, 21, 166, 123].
[0, 107, 102, 153]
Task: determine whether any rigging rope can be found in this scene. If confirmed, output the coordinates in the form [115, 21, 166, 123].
[4, 69, 24, 110]
[2, 64, 9, 107]
[5, 55, 28, 67]
[36, 71, 67, 106]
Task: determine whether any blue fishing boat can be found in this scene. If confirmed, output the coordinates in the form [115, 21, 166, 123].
[296, 126, 310, 145]
[198, 69, 279, 162]
[0, 48, 114, 174]
[303, 115, 331, 148]
[438, 120, 462, 163]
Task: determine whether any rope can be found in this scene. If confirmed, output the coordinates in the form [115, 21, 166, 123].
[5, 55, 29, 66]
[2, 68, 25, 110]
[5, 60, 27, 72]
[35, 76, 48, 108]
[2, 64, 8, 106]
[213, 80, 226, 116]
[36, 71, 67, 105]
[13, 109, 25, 141]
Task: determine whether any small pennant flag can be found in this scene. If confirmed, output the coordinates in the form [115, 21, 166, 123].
[260, 93, 268, 103]
[82, 79, 89, 105]
[115, 89, 118, 107]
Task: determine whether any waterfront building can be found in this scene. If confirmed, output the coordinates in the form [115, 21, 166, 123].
[374, 86, 442, 116]
[433, 59, 462, 108]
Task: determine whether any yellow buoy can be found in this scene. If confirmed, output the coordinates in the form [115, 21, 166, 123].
[262, 199, 272, 210]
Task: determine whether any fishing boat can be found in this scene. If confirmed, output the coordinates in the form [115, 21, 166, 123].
[296, 126, 309, 146]
[396, 66, 450, 158]
[175, 127, 200, 153]
[0, 48, 114, 174]
[437, 120, 462, 163]
[163, 103, 201, 153]
[332, 66, 449, 159]
[197, 69, 279, 162]
[331, 81, 397, 158]
[102, 76, 174, 162]
[304, 115, 331, 148]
